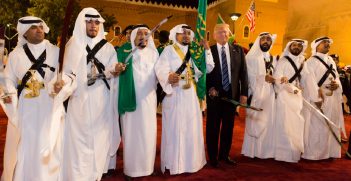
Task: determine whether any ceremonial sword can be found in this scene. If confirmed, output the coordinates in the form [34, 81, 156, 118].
[209, 95, 263, 111]
[123, 15, 173, 65]
[302, 98, 351, 157]
[88, 15, 173, 83]
[221, 97, 263, 111]
[302, 99, 338, 129]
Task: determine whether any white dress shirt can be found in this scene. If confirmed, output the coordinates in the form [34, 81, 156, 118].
[216, 42, 231, 82]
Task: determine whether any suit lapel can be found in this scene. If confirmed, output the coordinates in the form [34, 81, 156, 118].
[229, 45, 236, 71]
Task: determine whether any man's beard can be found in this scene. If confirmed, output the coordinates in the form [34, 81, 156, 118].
[182, 41, 190, 46]
[260, 43, 271, 52]
[87, 34, 97, 38]
[87, 30, 98, 38]
[290, 49, 302, 56]
[322, 45, 330, 54]
[137, 39, 147, 48]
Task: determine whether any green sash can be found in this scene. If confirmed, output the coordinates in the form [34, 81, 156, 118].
[117, 42, 136, 114]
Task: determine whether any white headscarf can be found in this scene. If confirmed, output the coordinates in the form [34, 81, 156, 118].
[64, 7, 106, 92]
[311, 36, 333, 55]
[130, 26, 157, 54]
[169, 24, 194, 44]
[64, 7, 106, 71]
[282, 39, 308, 58]
[246, 32, 277, 60]
[71, 7, 106, 46]
[16, 16, 49, 46]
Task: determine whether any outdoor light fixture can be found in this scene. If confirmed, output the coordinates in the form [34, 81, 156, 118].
[230, 13, 242, 21]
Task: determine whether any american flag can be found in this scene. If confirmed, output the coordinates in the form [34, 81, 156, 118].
[246, 1, 256, 32]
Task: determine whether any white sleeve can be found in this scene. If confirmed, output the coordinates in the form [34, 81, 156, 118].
[4, 52, 18, 92]
[246, 57, 266, 96]
[272, 60, 285, 93]
[104, 47, 118, 79]
[154, 47, 173, 95]
[302, 59, 321, 102]
[205, 49, 215, 73]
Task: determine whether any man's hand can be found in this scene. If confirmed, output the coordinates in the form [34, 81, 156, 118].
[240, 96, 247, 104]
[113, 62, 126, 76]
[200, 39, 210, 50]
[168, 72, 180, 85]
[265, 75, 275, 83]
[329, 80, 339, 91]
[54, 80, 65, 94]
[208, 87, 218, 98]
[3, 96, 12, 104]
[280, 77, 288, 84]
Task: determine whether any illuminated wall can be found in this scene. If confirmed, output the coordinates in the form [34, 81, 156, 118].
[285, 0, 351, 64]
[80, 0, 197, 47]
[80, 0, 288, 54]
[206, 0, 288, 55]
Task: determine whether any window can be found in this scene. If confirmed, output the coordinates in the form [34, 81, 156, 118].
[243, 26, 249, 39]
[114, 26, 121, 37]
[154, 30, 160, 40]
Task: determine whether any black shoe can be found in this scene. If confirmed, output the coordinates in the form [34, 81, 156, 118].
[219, 157, 237, 166]
[102, 169, 115, 178]
[163, 168, 171, 175]
[209, 159, 219, 168]
[124, 174, 133, 181]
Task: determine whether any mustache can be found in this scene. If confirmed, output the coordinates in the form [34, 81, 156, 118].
[262, 43, 270, 47]
[292, 48, 300, 51]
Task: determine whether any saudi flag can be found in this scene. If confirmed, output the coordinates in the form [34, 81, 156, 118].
[190, 0, 207, 100]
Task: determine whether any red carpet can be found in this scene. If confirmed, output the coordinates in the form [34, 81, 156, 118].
[1, 110, 351, 180]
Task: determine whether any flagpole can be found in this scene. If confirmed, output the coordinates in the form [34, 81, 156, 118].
[218, 13, 233, 36]
[238, 0, 254, 28]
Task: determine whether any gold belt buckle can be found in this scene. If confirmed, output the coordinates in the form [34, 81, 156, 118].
[22, 70, 45, 98]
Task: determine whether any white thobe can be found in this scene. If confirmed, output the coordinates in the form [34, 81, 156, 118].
[273, 53, 320, 162]
[63, 38, 119, 181]
[1, 70, 19, 181]
[241, 53, 276, 158]
[3, 40, 62, 181]
[155, 43, 214, 175]
[302, 52, 344, 160]
[121, 48, 158, 177]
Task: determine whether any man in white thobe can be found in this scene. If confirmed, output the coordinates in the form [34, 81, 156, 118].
[154, 24, 214, 174]
[62, 8, 122, 181]
[1, 16, 73, 181]
[302, 37, 345, 160]
[273, 39, 321, 162]
[118, 25, 158, 178]
[242, 32, 277, 159]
